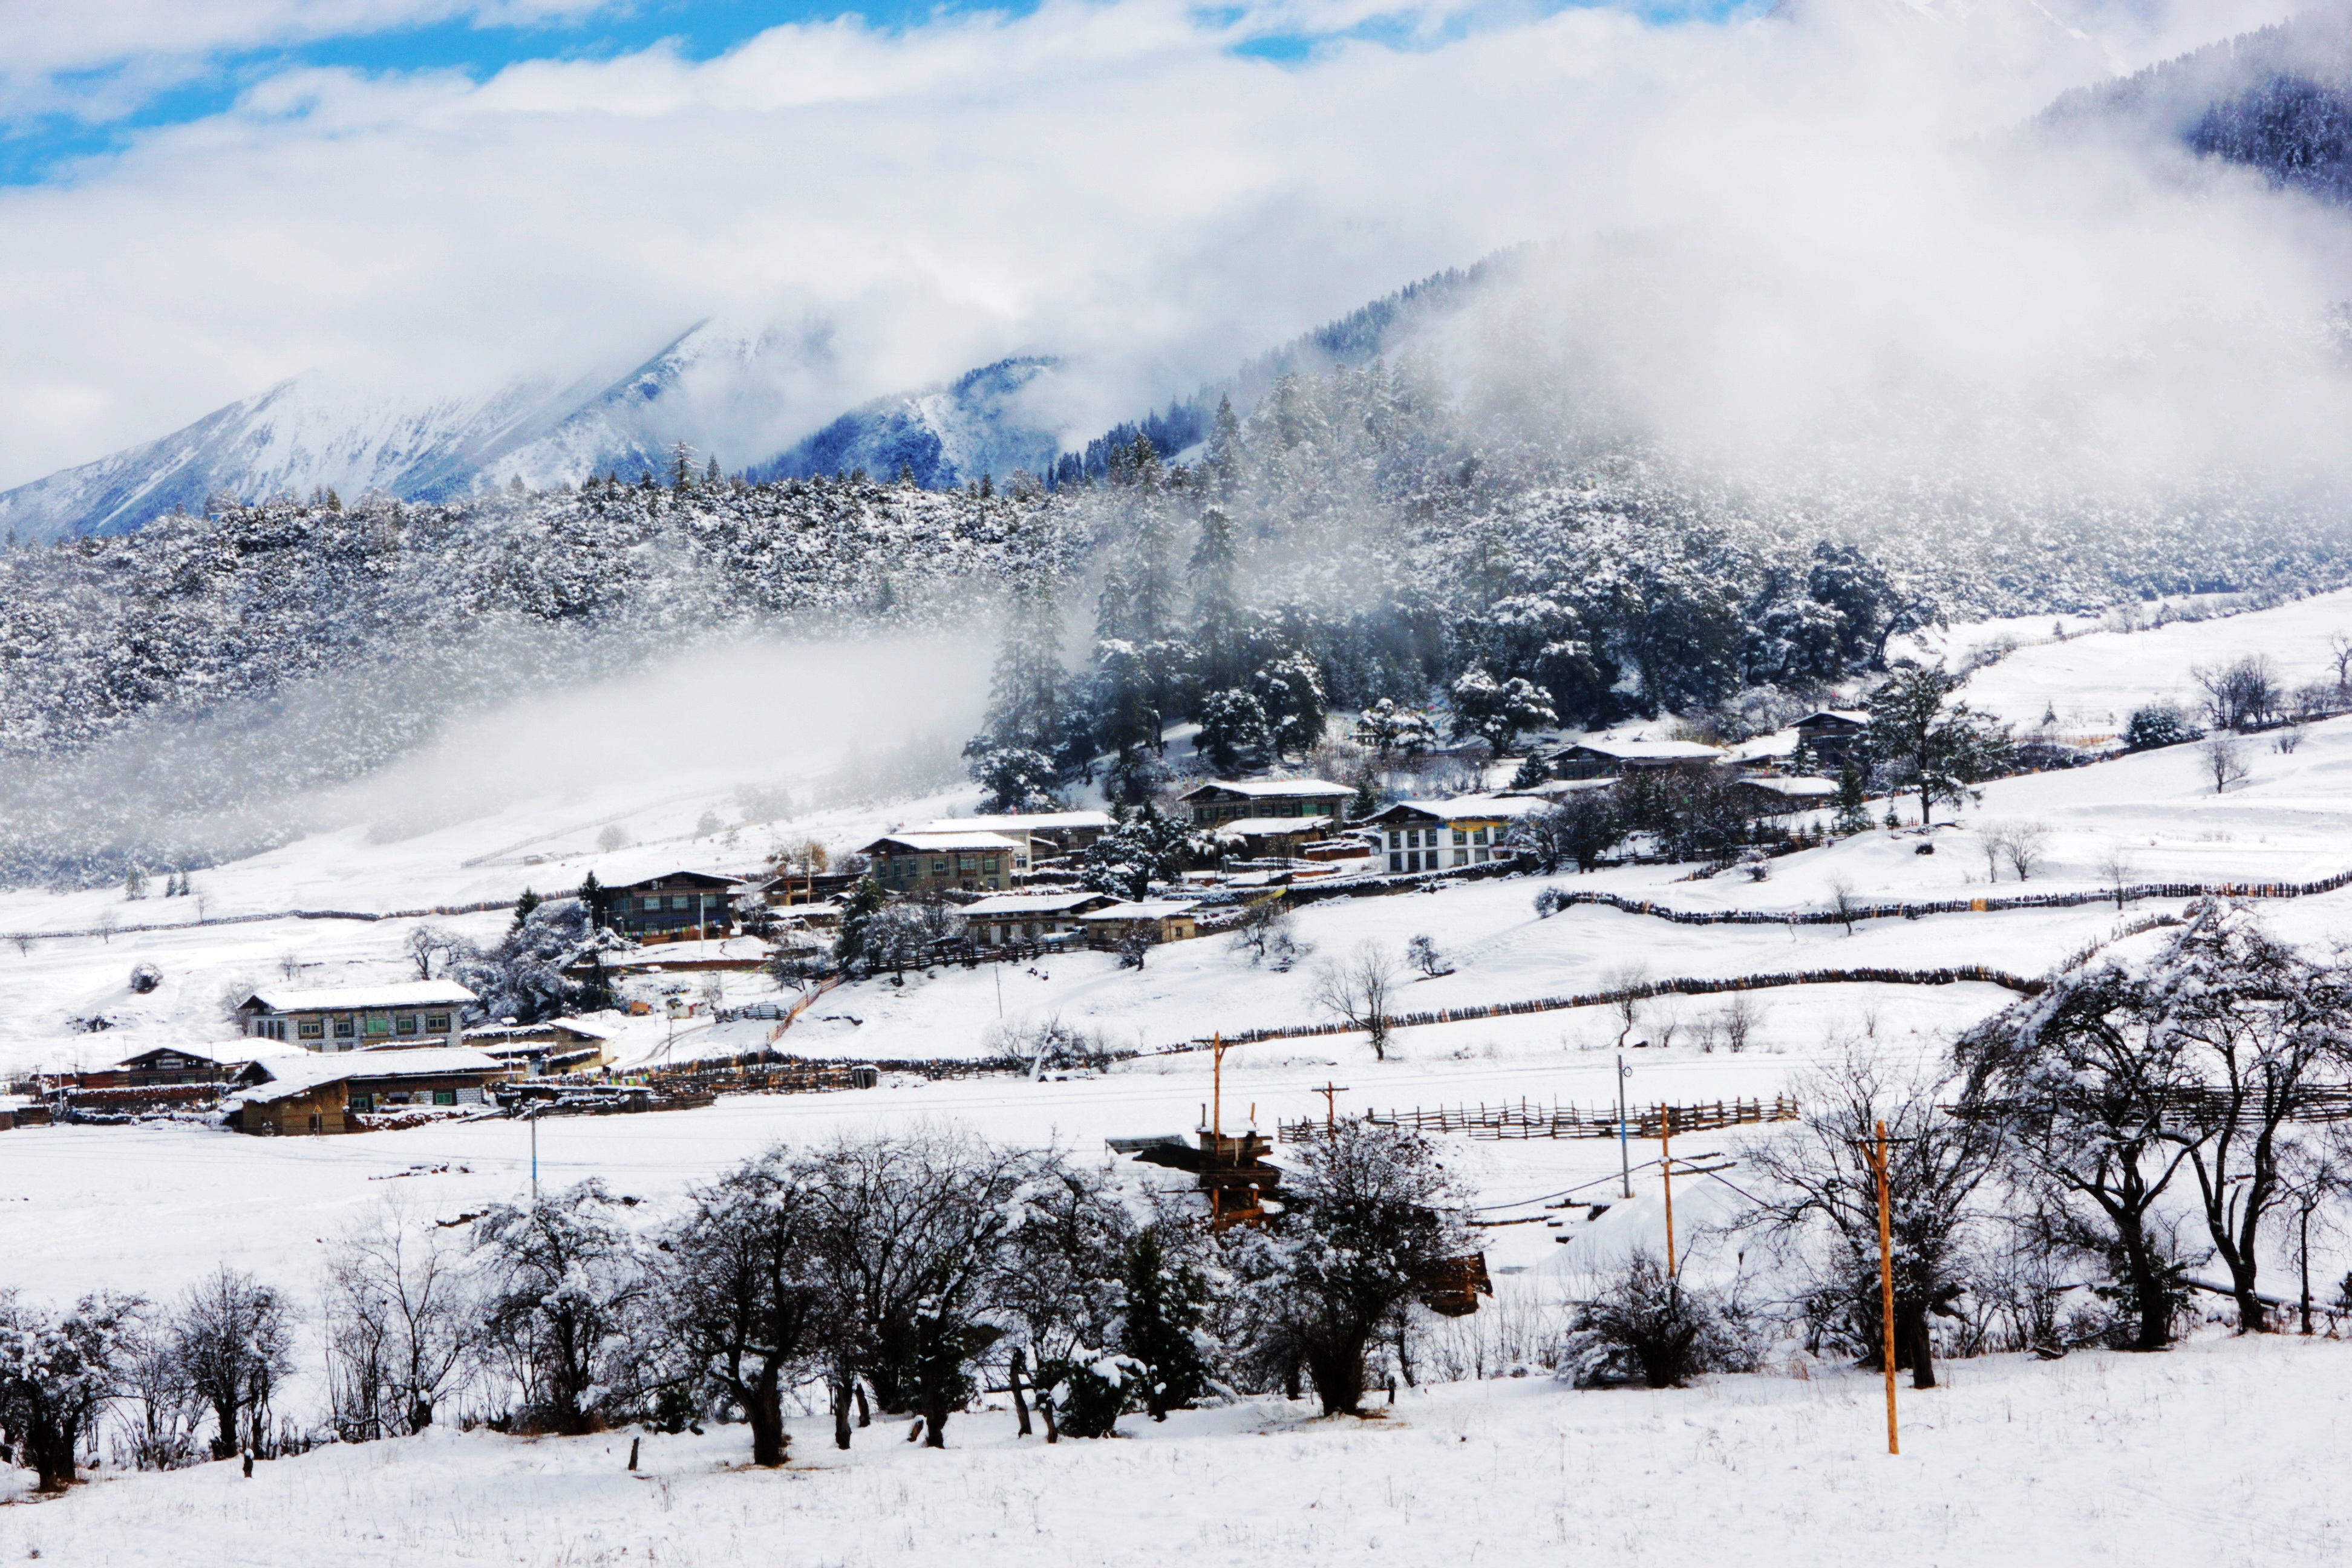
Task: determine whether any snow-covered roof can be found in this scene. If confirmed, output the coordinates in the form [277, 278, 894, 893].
[1737, 775, 1840, 797]
[1181, 779, 1350, 799]
[923, 812, 1116, 834]
[1797, 709, 1870, 727]
[115, 1039, 305, 1068]
[1364, 794, 1552, 826]
[1214, 815, 1334, 838]
[1551, 739, 1725, 761]
[962, 891, 1116, 916]
[232, 1048, 506, 1105]
[1080, 900, 1202, 921]
[241, 980, 477, 1014]
[861, 831, 1026, 853]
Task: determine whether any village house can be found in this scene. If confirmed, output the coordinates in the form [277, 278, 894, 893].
[959, 890, 1119, 948]
[1730, 774, 1841, 816]
[602, 870, 745, 939]
[460, 1016, 618, 1076]
[236, 980, 475, 1052]
[1792, 708, 1871, 766]
[1210, 815, 1334, 861]
[1080, 899, 1202, 946]
[755, 869, 860, 909]
[1180, 779, 1352, 830]
[1361, 794, 1552, 874]
[226, 1048, 514, 1135]
[1543, 739, 1727, 780]
[921, 810, 1117, 861]
[857, 831, 1024, 895]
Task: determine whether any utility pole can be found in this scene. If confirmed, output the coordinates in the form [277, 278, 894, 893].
[1873, 1119, 1898, 1457]
[1616, 1054, 1633, 1199]
[994, 966, 1004, 1019]
[1210, 1034, 1227, 1138]
[530, 1103, 540, 1205]
[1661, 1106, 1676, 1278]
[1315, 1080, 1350, 1141]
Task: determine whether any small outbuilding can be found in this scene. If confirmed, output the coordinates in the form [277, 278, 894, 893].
[227, 1048, 514, 1135]
[959, 890, 1119, 948]
[1080, 899, 1202, 946]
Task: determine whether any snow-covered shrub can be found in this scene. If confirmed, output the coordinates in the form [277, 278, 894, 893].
[1561, 1253, 1745, 1390]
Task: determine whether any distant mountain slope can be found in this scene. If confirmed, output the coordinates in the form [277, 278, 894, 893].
[747, 357, 1063, 489]
[2038, 4, 2352, 198]
[0, 369, 606, 544]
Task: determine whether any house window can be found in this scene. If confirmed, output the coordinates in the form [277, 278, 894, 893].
[299, 1019, 322, 1039]
[1389, 853, 1402, 872]
[366, 1015, 392, 1036]
[397, 1015, 419, 1036]
[1474, 827, 1489, 844]
[434, 1089, 457, 1106]
[671, 895, 690, 910]
[335, 1017, 356, 1037]
[1454, 850, 1469, 866]
[1453, 829, 1467, 845]
[983, 857, 999, 874]
[642, 896, 661, 911]
[350, 1093, 374, 1113]
[932, 858, 948, 874]
[1475, 848, 1490, 863]
[425, 1014, 451, 1033]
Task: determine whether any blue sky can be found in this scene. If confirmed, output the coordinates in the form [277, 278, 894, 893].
[0, 0, 1745, 187]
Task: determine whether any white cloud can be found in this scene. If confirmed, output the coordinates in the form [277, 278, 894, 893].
[0, 0, 2325, 488]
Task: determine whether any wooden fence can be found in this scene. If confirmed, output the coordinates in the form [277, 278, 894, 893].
[1530, 870, 2352, 931]
[1156, 964, 2040, 1056]
[1280, 1094, 1800, 1144]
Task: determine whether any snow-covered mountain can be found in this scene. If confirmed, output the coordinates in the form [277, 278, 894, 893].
[0, 325, 1073, 542]
[748, 357, 1064, 490]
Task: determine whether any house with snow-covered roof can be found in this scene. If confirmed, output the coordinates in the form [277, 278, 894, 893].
[1359, 794, 1550, 874]
[226, 1047, 514, 1135]
[235, 980, 475, 1051]
[1180, 779, 1351, 830]
[601, 869, 747, 940]
[921, 811, 1116, 860]
[960, 890, 1118, 948]
[1079, 899, 1201, 946]
[1792, 708, 1872, 766]
[858, 831, 1024, 895]
[1543, 739, 1726, 780]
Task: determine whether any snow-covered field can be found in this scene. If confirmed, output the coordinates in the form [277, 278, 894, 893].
[8, 589, 2352, 1560]
[4, 1336, 2344, 1567]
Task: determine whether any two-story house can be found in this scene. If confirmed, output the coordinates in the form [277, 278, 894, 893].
[601, 871, 745, 939]
[858, 831, 1025, 895]
[1360, 795, 1550, 874]
[237, 981, 477, 1052]
[1180, 779, 1352, 830]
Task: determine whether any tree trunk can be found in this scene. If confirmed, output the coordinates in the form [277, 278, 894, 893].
[831, 1382, 854, 1451]
[1900, 1302, 1936, 1391]
[854, 1382, 871, 1428]
[1008, 1350, 1033, 1437]
[1305, 1331, 1369, 1416]
[1040, 1393, 1060, 1445]
[2114, 1224, 2174, 1352]
[30, 1418, 76, 1494]
[748, 1366, 788, 1468]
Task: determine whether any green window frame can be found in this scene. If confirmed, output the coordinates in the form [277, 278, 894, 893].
[424, 1013, 451, 1032]
[433, 1089, 457, 1106]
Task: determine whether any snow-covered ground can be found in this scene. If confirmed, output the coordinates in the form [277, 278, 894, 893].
[9, 589, 2352, 1560]
[4, 1334, 2344, 1567]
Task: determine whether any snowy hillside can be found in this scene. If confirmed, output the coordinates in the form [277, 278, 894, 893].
[750, 356, 1064, 490]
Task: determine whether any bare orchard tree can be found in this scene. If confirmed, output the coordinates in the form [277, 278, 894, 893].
[1228, 897, 1309, 971]
[1999, 820, 2050, 882]
[1743, 1051, 2001, 1389]
[2098, 843, 2137, 911]
[324, 1204, 477, 1441]
[1311, 941, 1407, 1060]
[2191, 654, 2283, 732]
[113, 1298, 203, 1471]
[171, 1267, 295, 1460]
[804, 1131, 1030, 1449]
[1956, 965, 2203, 1351]
[2146, 905, 2352, 1332]
[473, 1181, 652, 1435]
[2330, 631, 2352, 701]
[1604, 962, 1650, 1049]
[1232, 1123, 1469, 1415]
[1824, 876, 1863, 935]
[0, 1290, 140, 1492]
[2200, 735, 2250, 794]
[1717, 991, 1763, 1054]
[403, 925, 460, 982]
[658, 1149, 831, 1468]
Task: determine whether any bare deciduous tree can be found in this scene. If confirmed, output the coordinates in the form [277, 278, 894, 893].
[325, 1205, 477, 1442]
[2201, 735, 2250, 794]
[403, 925, 459, 982]
[1312, 942, 1407, 1060]
[172, 1267, 295, 1460]
[1999, 820, 2050, 882]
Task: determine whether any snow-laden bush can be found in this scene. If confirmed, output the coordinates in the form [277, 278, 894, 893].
[1560, 1253, 1748, 1390]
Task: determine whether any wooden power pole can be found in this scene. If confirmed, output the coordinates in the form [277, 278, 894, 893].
[1661, 1106, 1677, 1278]
[1873, 1119, 1898, 1457]
[1315, 1080, 1350, 1141]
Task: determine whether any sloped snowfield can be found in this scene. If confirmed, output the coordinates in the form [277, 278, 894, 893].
[4, 1338, 2345, 1567]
